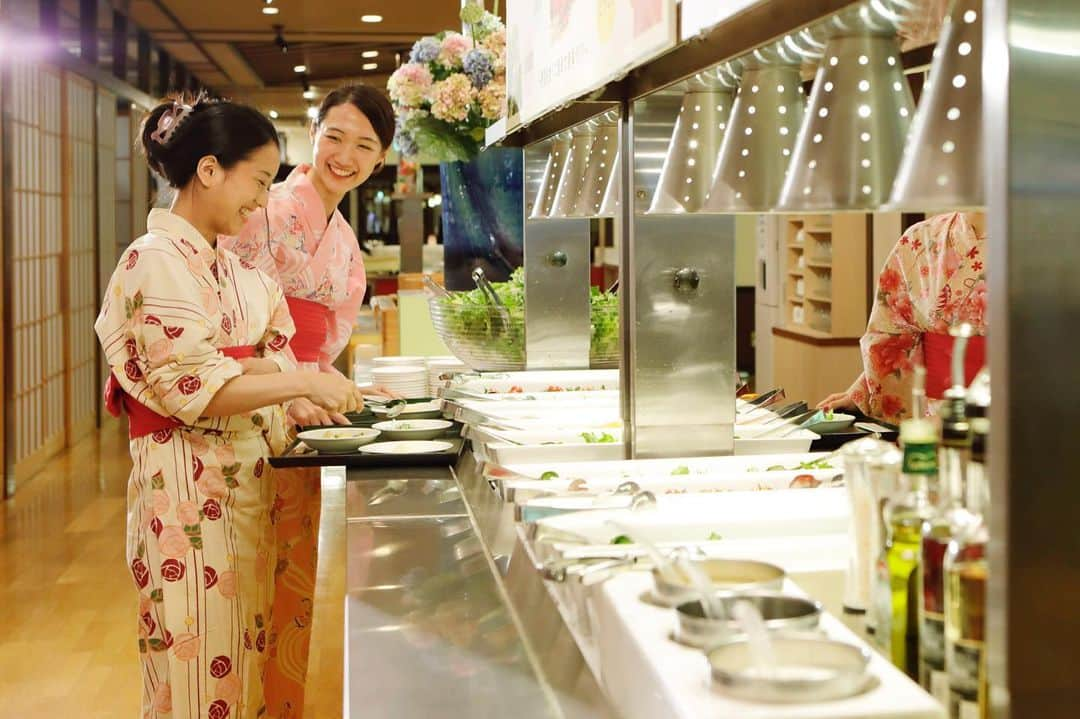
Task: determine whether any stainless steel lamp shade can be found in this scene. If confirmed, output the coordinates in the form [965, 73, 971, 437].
[777, 34, 915, 211]
[550, 125, 596, 217]
[528, 132, 571, 219]
[649, 89, 733, 213]
[888, 0, 984, 209]
[703, 66, 806, 213]
[578, 120, 620, 217]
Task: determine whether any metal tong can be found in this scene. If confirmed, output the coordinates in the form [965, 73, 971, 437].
[471, 267, 512, 334]
[423, 273, 452, 299]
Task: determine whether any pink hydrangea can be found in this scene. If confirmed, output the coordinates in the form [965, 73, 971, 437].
[481, 28, 506, 71]
[388, 63, 433, 108]
[438, 32, 473, 68]
[477, 80, 506, 121]
[430, 75, 476, 123]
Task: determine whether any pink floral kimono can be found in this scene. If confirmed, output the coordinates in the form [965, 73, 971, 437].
[96, 209, 295, 719]
[850, 212, 987, 421]
[220, 164, 366, 717]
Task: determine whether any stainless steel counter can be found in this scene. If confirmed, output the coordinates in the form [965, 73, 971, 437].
[345, 456, 613, 719]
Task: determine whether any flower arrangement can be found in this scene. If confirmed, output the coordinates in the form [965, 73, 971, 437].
[388, 2, 507, 161]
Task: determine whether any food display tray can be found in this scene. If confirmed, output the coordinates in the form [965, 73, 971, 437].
[269, 435, 465, 469]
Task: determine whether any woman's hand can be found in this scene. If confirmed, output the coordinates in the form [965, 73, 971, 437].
[363, 384, 404, 400]
[304, 372, 365, 414]
[288, 397, 350, 428]
[238, 357, 281, 375]
[817, 391, 857, 412]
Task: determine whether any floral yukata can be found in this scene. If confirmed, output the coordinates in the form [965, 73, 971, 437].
[850, 212, 987, 422]
[96, 209, 296, 719]
[220, 164, 366, 718]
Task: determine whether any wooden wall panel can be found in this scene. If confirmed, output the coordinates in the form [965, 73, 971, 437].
[65, 74, 98, 442]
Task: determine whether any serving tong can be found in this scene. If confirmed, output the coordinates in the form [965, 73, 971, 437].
[471, 267, 512, 334]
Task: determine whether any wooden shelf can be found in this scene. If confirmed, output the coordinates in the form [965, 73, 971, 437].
[806, 261, 832, 269]
[788, 297, 804, 304]
[788, 270, 804, 277]
[806, 295, 832, 304]
[787, 243, 805, 250]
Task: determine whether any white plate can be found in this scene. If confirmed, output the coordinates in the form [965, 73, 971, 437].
[373, 356, 427, 366]
[359, 440, 455, 455]
[372, 419, 453, 440]
[804, 413, 856, 434]
[297, 427, 381, 453]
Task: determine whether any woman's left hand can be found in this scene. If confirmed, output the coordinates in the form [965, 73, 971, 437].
[363, 384, 404, 399]
[238, 357, 281, 375]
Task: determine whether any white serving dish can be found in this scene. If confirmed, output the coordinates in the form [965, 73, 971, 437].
[371, 419, 453, 441]
[445, 369, 620, 395]
[358, 440, 454, 455]
[296, 427, 381, 453]
[371, 399, 444, 420]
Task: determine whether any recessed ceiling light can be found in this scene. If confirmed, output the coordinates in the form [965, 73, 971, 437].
[306, 106, 319, 119]
[362, 50, 378, 59]
[269, 110, 279, 119]
[262, 7, 279, 14]
[302, 89, 317, 100]
[363, 63, 378, 70]
[361, 15, 383, 23]
[293, 64, 307, 73]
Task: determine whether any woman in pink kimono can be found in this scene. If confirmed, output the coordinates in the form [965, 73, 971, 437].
[96, 96, 364, 719]
[819, 212, 987, 421]
[219, 84, 396, 718]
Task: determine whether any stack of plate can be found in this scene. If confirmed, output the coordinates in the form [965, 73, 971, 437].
[373, 355, 427, 369]
[426, 356, 468, 394]
[372, 365, 429, 398]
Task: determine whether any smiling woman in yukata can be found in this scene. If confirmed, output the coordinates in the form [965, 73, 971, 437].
[219, 84, 398, 718]
[96, 95, 364, 719]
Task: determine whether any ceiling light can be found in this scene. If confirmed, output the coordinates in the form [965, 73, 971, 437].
[650, 87, 733, 213]
[269, 110, 279, 119]
[361, 15, 383, 23]
[293, 64, 307, 73]
[888, 0, 983, 209]
[362, 50, 378, 59]
[273, 25, 288, 53]
[303, 89, 317, 100]
[777, 33, 914, 211]
[362, 63, 378, 71]
[704, 65, 806, 212]
[306, 106, 318, 120]
[262, 7, 279, 15]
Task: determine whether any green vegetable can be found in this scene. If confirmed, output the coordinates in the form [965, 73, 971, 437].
[435, 268, 620, 366]
[823, 409, 834, 421]
[539, 471, 559, 481]
[610, 534, 633, 545]
[581, 431, 616, 444]
[707, 532, 723, 541]
[671, 465, 691, 476]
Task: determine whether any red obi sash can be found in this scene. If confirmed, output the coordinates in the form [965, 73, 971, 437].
[285, 296, 329, 364]
[923, 332, 987, 400]
[105, 345, 257, 439]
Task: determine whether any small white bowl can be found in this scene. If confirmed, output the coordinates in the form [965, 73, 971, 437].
[805, 412, 856, 434]
[372, 419, 453, 441]
[297, 427, 381, 453]
[372, 400, 444, 420]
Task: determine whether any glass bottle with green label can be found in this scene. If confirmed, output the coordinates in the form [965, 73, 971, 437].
[885, 366, 937, 678]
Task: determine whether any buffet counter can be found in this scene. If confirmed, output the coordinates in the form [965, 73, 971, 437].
[344, 443, 943, 719]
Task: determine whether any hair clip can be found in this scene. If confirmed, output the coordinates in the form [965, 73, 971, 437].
[150, 102, 193, 146]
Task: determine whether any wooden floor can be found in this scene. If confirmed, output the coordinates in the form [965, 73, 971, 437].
[0, 419, 344, 717]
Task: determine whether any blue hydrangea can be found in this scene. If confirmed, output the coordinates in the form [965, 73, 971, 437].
[463, 49, 495, 89]
[410, 37, 440, 64]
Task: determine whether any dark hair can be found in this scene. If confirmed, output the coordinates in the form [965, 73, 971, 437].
[140, 92, 279, 188]
[315, 84, 395, 149]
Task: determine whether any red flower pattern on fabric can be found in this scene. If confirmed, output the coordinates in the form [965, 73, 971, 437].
[161, 558, 186, 582]
[208, 699, 230, 719]
[125, 250, 140, 270]
[869, 334, 915, 376]
[177, 375, 202, 396]
[254, 457, 265, 478]
[881, 393, 905, 418]
[210, 655, 233, 678]
[204, 565, 219, 589]
[203, 498, 222, 520]
[124, 359, 143, 382]
[143, 314, 162, 326]
[131, 558, 150, 589]
[151, 428, 173, 444]
[879, 266, 903, 295]
[267, 333, 288, 352]
[164, 325, 184, 339]
[149, 516, 164, 537]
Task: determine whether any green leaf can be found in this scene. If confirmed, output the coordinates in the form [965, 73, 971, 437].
[610, 535, 632, 545]
[539, 471, 559, 481]
[707, 532, 724, 541]
[137, 540, 145, 559]
[225, 476, 239, 489]
[147, 638, 167, 651]
[255, 613, 265, 629]
[189, 536, 204, 550]
[138, 638, 148, 654]
[151, 471, 165, 490]
[670, 466, 690, 476]
[222, 462, 241, 476]
[150, 589, 164, 603]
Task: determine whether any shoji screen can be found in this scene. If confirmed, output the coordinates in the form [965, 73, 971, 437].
[7, 62, 65, 482]
[65, 74, 98, 441]
[97, 91, 118, 294]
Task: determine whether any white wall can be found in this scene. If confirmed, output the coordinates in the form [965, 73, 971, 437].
[276, 123, 314, 166]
